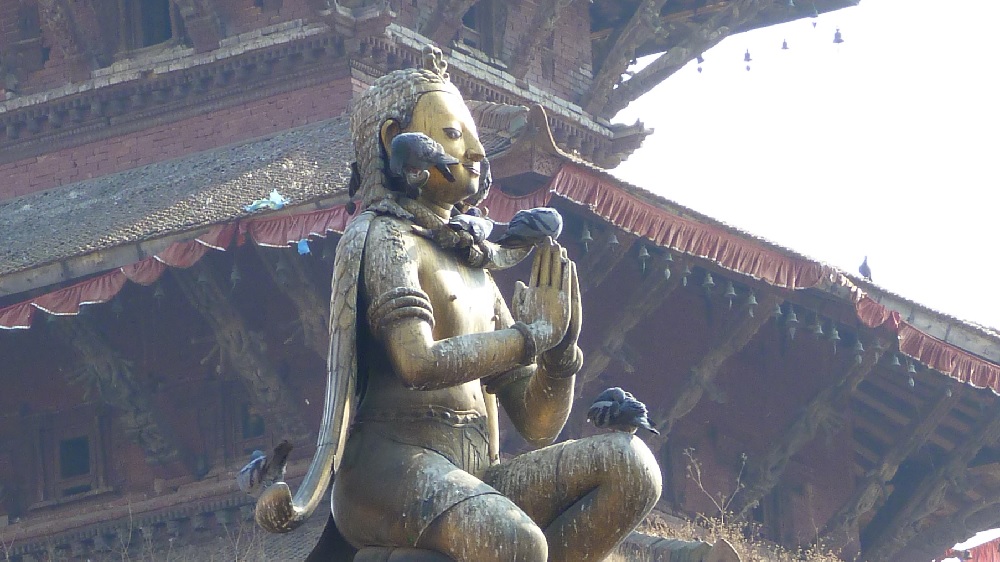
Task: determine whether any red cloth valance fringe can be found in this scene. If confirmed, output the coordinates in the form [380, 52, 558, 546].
[2, 171, 998, 397]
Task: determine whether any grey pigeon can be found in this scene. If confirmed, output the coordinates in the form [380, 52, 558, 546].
[447, 207, 494, 244]
[494, 207, 564, 248]
[587, 387, 659, 435]
[859, 256, 872, 281]
[236, 440, 293, 497]
[389, 132, 459, 191]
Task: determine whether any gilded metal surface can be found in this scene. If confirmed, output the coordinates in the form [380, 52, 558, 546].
[258, 45, 661, 561]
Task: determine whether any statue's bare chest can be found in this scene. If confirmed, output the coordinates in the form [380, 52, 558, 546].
[418, 247, 497, 337]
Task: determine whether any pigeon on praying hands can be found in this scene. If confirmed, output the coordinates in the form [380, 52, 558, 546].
[447, 207, 494, 244]
[494, 207, 563, 248]
[587, 387, 659, 435]
[237, 440, 293, 497]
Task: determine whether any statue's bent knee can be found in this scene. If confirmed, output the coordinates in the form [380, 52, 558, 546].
[605, 433, 663, 510]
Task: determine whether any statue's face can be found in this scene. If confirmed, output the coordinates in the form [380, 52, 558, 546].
[403, 90, 486, 206]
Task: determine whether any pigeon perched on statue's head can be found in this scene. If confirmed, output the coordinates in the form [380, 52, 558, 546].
[587, 387, 659, 435]
[388, 132, 459, 195]
[236, 440, 293, 497]
[494, 207, 564, 248]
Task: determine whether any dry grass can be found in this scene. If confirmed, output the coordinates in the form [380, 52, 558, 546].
[628, 448, 851, 562]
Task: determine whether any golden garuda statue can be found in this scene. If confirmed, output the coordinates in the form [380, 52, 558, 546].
[253, 45, 662, 562]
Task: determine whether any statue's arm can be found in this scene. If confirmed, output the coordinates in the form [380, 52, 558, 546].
[489, 280, 581, 448]
[365, 217, 536, 391]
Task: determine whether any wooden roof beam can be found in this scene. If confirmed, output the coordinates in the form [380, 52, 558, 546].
[655, 292, 782, 437]
[423, 0, 480, 46]
[576, 252, 684, 390]
[820, 386, 962, 550]
[175, 262, 311, 443]
[578, 230, 637, 295]
[37, 0, 93, 79]
[897, 497, 1000, 561]
[862, 406, 1000, 561]
[732, 345, 882, 518]
[853, 382, 955, 451]
[254, 245, 331, 359]
[505, 0, 573, 80]
[52, 316, 183, 466]
[601, 10, 731, 117]
[173, 0, 223, 53]
[584, 0, 669, 115]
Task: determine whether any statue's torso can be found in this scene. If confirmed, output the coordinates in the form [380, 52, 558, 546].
[357, 216, 498, 424]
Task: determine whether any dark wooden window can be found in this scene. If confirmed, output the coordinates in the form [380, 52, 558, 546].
[120, 0, 175, 50]
[457, 1, 502, 56]
[230, 398, 268, 458]
[31, 408, 108, 507]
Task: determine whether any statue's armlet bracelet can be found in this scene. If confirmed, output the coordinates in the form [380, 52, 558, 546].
[368, 287, 435, 339]
[540, 345, 583, 379]
[510, 321, 538, 367]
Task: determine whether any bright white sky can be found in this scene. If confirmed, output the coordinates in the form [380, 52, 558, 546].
[613, 0, 1000, 334]
[612, 0, 1000, 555]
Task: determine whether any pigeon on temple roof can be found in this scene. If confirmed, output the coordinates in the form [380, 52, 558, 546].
[859, 256, 872, 281]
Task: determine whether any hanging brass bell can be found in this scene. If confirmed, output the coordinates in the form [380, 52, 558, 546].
[833, 28, 844, 44]
[723, 281, 736, 299]
[744, 49, 752, 62]
[608, 233, 620, 248]
[891, 354, 901, 367]
[782, 39, 789, 50]
[810, 317, 824, 337]
[702, 272, 715, 292]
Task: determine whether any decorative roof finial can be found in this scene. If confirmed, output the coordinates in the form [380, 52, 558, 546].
[422, 45, 449, 80]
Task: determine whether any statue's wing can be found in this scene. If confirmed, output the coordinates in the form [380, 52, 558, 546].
[255, 211, 373, 533]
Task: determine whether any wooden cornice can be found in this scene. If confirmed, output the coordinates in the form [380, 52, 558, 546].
[254, 246, 330, 359]
[656, 292, 782, 436]
[576, 251, 683, 389]
[174, 262, 311, 443]
[505, 0, 574, 80]
[732, 345, 881, 518]
[0, 29, 347, 166]
[51, 316, 182, 466]
[862, 406, 1000, 561]
[820, 386, 962, 549]
[584, 0, 669, 115]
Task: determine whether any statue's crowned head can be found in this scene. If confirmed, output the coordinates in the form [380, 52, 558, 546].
[350, 45, 486, 210]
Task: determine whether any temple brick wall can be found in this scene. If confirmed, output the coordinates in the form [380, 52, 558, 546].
[0, 77, 352, 200]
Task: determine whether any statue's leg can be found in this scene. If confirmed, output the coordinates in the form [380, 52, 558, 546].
[417, 493, 547, 562]
[484, 432, 662, 562]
